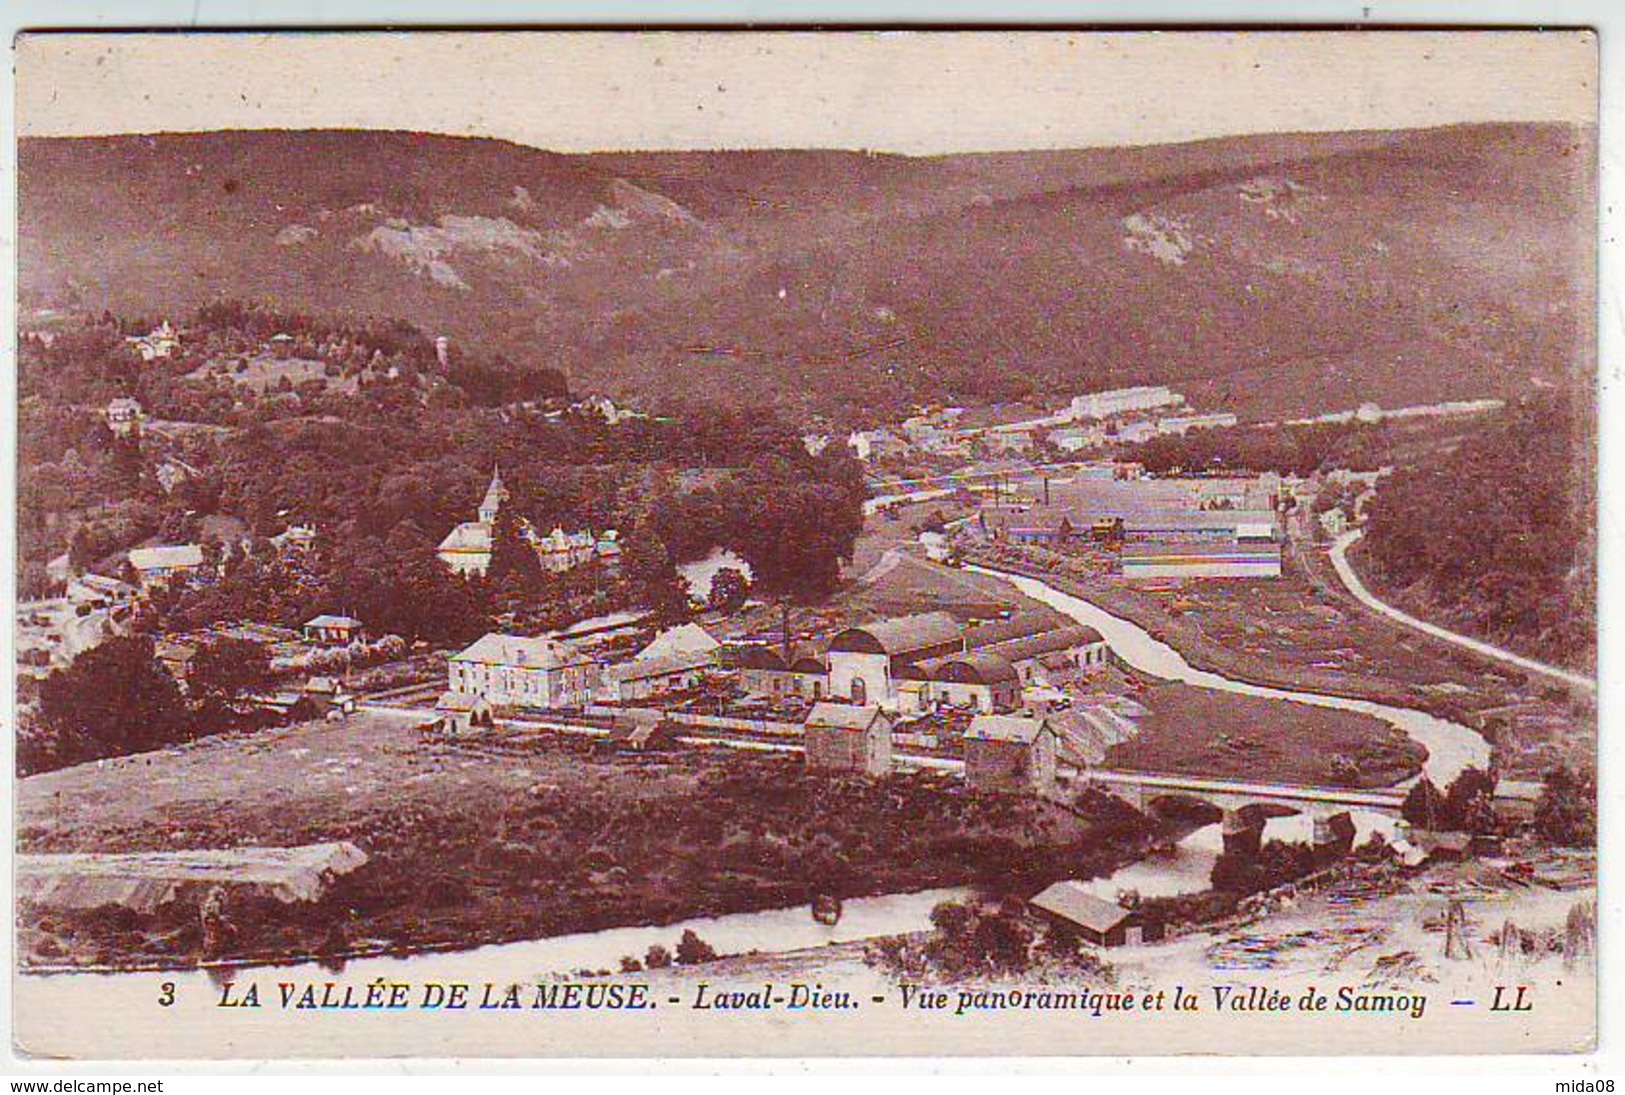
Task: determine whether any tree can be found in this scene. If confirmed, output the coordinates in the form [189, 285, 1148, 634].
[706, 567, 750, 615]
[486, 510, 542, 592]
[189, 636, 272, 717]
[1401, 777, 1448, 831]
[36, 636, 193, 770]
[622, 528, 690, 626]
[730, 454, 865, 654]
[674, 929, 717, 965]
[1443, 767, 1500, 834]
[1534, 765, 1596, 847]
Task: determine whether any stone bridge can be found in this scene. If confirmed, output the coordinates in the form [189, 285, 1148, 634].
[1075, 769, 1406, 851]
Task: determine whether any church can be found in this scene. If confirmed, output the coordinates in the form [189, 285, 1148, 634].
[436, 467, 511, 577]
[436, 467, 621, 578]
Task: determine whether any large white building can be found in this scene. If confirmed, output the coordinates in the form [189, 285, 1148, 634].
[1068, 386, 1184, 422]
[448, 632, 597, 710]
[127, 544, 207, 587]
[826, 612, 964, 709]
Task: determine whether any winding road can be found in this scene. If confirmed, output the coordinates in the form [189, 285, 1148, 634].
[1329, 530, 1595, 695]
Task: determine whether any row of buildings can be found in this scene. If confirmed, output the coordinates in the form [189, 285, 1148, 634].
[981, 473, 1286, 580]
[437, 610, 1113, 723]
[807, 610, 1107, 713]
[844, 386, 1240, 463]
[804, 703, 1060, 794]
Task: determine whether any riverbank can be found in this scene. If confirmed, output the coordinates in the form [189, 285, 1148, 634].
[964, 558, 1492, 786]
[16, 711, 1157, 971]
[971, 546, 1515, 726]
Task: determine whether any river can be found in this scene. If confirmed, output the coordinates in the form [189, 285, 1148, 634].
[965, 563, 1491, 786]
[23, 565, 1482, 988]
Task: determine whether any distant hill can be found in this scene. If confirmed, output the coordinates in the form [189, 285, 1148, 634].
[18, 124, 1596, 423]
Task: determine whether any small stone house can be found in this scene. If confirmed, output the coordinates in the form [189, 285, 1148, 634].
[803, 702, 892, 777]
[735, 644, 828, 702]
[963, 713, 1057, 794]
[597, 709, 680, 755]
[302, 614, 365, 646]
[435, 690, 493, 734]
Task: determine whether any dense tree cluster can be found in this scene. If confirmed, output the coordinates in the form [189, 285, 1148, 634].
[1534, 765, 1597, 847]
[18, 305, 872, 773]
[1132, 420, 1385, 477]
[1360, 395, 1595, 668]
[1399, 767, 1499, 834]
[1209, 838, 1321, 896]
[20, 305, 868, 608]
[21, 637, 193, 774]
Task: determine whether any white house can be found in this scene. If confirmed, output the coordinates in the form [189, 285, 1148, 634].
[1156, 412, 1239, 436]
[1069, 386, 1183, 421]
[600, 650, 714, 703]
[127, 544, 206, 586]
[271, 524, 318, 553]
[636, 623, 721, 663]
[125, 321, 179, 362]
[437, 467, 509, 576]
[105, 397, 145, 437]
[448, 632, 597, 710]
[303, 614, 365, 646]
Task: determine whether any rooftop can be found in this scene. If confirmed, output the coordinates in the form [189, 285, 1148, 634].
[436, 690, 488, 713]
[128, 544, 204, 571]
[805, 702, 888, 733]
[304, 614, 363, 630]
[451, 632, 591, 669]
[974, 625, 1103, 663]
[1120, 541, 1283, 560]
[1029, 881, 1137, 933]
[829, 611, 962, 659]
[966, 713, 1051, 744]
[637, 622, 721, 662]
[963, 611, 1066, 649]
[911, 649, 1019, 687]
[438, 521, 493, 554]
[607, 649, 714, 682]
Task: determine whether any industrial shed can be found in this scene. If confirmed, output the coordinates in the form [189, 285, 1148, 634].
[1029, 880, 1164, 948]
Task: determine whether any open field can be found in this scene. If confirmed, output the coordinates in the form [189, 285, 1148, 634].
[15, 711, 1152, 969]
[972, 535, 1587, 779]
[1113, 682, 1425, 788]
[187, 353, 360, 395]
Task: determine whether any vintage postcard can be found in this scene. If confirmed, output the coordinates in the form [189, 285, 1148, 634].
[8, 29, 1599, 1060]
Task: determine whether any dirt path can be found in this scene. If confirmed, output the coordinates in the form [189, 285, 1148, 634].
[1329, 531, 1595, 695]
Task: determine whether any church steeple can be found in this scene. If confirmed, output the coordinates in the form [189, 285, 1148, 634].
[478, 464, 508, 524]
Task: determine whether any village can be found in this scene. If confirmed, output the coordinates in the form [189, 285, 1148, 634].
[12, 318, 1596, 981]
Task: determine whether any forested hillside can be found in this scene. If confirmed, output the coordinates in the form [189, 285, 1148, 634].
[19, 123, 1596, 424]
[1359, 395, 1595, 672]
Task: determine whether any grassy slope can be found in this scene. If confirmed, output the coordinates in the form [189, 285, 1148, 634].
[16, 712, 1147, 969]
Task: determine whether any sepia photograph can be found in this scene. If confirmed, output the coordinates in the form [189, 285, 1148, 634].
[5, 27, 1602, 1062]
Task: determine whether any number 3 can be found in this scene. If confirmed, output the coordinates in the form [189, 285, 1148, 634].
[158, 982, 176, 1007]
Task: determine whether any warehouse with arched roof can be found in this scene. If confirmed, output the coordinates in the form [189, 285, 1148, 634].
[827, 611, 964, 707]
